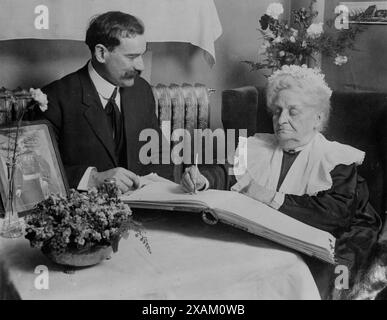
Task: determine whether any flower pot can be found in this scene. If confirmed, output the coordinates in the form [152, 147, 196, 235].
[43, 245, 113, 267]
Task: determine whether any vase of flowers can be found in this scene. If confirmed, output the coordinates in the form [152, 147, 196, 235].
[24, 182, 150, 267]
[0, 88, 48, 238]
[243, 1, 364, 73]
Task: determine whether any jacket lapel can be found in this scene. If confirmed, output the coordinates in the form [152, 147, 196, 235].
[78, 65, 117, 166]
[120, 86, 138, 169]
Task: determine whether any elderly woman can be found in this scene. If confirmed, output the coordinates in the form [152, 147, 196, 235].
[181, 65, 381, 297]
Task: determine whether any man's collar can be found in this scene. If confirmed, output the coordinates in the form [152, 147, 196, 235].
[88, 61, 117, 100]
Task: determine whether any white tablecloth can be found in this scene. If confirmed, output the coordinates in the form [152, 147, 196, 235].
[0, 0, 222, 64]
[0, 212, 320, 300]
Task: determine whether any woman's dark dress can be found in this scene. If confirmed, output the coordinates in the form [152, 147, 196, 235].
[227, 150, 382, 295]
[278, 152, 381, 278]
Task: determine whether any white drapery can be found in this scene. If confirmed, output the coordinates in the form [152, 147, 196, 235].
[0, 0, 222, 64]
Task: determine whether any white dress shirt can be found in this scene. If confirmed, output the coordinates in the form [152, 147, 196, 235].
[88, 61, 121, 109]
[77, 61, 120, 190]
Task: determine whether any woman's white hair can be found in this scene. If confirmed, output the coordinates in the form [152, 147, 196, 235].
[267, 65, 333, 132]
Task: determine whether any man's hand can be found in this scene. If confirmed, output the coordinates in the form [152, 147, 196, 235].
[91, 167, 140, 193]
[180, 166, 207, 193]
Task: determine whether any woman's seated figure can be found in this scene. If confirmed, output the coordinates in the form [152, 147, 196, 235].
[181, 65, 382, 296]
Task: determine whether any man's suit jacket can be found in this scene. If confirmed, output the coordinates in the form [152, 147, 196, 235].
[40, 64, 173, 188]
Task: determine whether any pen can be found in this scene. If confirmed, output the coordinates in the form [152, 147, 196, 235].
[193, 153, 198, 194]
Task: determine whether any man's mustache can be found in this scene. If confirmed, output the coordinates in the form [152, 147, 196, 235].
[124, 70, 141, 79]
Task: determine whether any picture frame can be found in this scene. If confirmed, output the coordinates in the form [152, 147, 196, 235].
[0, 121, 69, 215]
[340, 1, 387, 24]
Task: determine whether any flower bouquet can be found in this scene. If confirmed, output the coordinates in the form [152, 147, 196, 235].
[24, 183, 150, 267]
[243, 1, 364, 72]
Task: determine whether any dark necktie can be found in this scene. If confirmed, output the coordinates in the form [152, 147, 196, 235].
[105, 87, 121, 142]
[104, 87, 125, 166]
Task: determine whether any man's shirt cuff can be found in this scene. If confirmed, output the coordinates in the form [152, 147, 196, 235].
[77, 167, 96, 191]
[269, 192, 285, 210]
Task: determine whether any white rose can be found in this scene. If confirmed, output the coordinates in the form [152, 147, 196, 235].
[306, 22, 324, 39]
[29, 88, 48, 112]
[334, 55, 348, 66]
[266, 3, 284, 20]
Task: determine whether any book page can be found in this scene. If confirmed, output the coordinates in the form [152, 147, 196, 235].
[213, 192, 335, 250]
[138, 173, 174, 187]
[121, 182, 213, 208]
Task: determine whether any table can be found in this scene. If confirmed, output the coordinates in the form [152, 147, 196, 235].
[0, 0, 222, 64]
[0, 211, 320, 300]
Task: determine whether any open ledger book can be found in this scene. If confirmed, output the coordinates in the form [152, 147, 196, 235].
[121, 174, 336, 264]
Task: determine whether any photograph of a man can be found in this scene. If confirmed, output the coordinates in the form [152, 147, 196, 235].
[13, 146, 55, 211]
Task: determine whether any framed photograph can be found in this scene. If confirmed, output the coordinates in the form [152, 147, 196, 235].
[340, 1, 387, 24]
[0, 121, 68, 214]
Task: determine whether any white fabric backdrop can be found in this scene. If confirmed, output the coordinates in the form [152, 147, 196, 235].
[0, 0, 222, 64]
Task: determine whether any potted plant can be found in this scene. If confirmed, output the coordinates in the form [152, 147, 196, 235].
[24, 182, 150, 267]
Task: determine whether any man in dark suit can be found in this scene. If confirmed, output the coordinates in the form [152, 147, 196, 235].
[39, 11, 174, 192]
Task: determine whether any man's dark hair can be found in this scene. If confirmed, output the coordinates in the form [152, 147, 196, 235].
[85, 11, 144, 53]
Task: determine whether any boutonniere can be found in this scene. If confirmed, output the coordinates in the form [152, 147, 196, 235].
[29, 88, 48, 112]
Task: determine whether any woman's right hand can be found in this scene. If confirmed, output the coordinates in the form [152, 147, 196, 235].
[180, 166, 207, 193]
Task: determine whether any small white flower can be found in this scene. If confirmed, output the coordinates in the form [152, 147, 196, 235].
[266, 3, 284, 20]
[29, 88, 48, 112]
[334, 55, 348, 66]
[273, 36, 283, 44]
[279, 51, 285, 57]
[306, 22, 324, 39]
[302, 40, 307, 48]
[289, 36, 296, 43]
[259, 40, 271, 53]
[291, 28, 298, 37]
